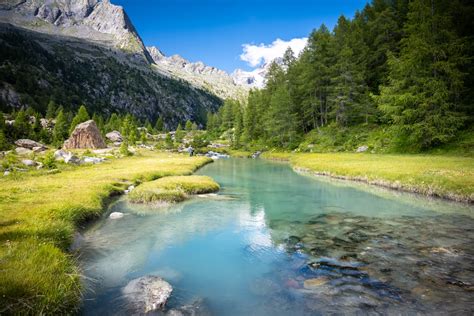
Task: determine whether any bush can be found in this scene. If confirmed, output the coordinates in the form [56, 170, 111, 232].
[119, 141, 132, 156]
[41, 151, 57, 169]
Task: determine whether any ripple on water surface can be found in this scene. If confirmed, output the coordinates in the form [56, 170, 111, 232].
[79, 158, 474, 315]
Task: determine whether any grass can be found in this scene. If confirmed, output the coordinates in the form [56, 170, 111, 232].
[129, 175, 220, 203]
[263, 152, 474, 203]
[0, 151, 212, 314]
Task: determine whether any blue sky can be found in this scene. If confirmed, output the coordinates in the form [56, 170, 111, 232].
[114, 0, 369, 73]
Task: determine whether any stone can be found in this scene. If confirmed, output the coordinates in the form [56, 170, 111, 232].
[82, 156, 105, 164]
[15, 147, 33, 155]
[105, 130, 123, 142]
[21, 159, 37, 167]
[54, 149, 69, 160]
[303, 277, 329, 289]
[63, 120, 106, 149]
[166, 298, 211, 316]
[4, 171, 10, 176]
[14, 139, 46, 150]
[356, 145, 368, 153]
[122, 275, 172, 313]
[32, 146, 47, 153]
[109, 212, 124, 219]
[64, 153, 81, 165]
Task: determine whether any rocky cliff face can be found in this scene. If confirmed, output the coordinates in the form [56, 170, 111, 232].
[0, 0, 152, 63]
[0, 1, 223, 126]
[147, 46, 248, 100]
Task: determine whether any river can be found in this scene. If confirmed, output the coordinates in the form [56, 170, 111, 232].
[79, 158, 474, 315]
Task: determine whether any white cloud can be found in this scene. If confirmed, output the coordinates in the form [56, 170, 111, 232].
[240, 37, 308, 68]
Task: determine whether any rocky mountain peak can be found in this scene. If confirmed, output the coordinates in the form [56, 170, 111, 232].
[0, 0, 150, 61]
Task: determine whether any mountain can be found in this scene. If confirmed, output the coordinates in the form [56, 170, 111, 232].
[0, 0, 226, 127]
[231, 58, 284, 89]
[147, 46, 248, 101]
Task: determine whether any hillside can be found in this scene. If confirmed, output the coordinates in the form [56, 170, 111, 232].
[0, 0, 240, 126]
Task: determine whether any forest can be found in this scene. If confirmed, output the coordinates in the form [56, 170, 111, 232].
[207, 0, 474, 153]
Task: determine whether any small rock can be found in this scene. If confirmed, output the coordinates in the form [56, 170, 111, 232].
[82, 156, 104, 164]
[54, 149, 69, 160]
[3, 171, 10, 176]
[105, 130, 123, 142]
[21, 159, 37, 167]
[113, 141, 122, 147]
[15, 147, 33, 155]
[122, 275, 173, 313]
[109, 212, 124, 219]
[356, 145, 368, 153]
[32, 146, 47, 153]
[64, 153, 81, 165]
[303, 277, 329, 289]
[166, 298, 211, 316]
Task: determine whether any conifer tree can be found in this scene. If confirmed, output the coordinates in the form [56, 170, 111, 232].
[69, 105, 89, 133]
[52, 109, 69, 146]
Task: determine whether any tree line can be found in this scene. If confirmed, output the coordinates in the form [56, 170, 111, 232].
[0, 101, 199, 150]
[207, 0, 473, 152]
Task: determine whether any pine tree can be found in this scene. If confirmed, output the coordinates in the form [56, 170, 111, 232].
[175, 123, 185, 143]
[377, 0, 466, 150]
[106, 113, 121, 132]
[92, 113, 105, 135]
[46, 100, 57, 119]
[145, 120, 153, 133]
[13, 110, 31, 140]
[185, 120, 193, 131]
[69, 105, 89, 133]
[155, 117, 164, 132]
[52, 109, 69, 146]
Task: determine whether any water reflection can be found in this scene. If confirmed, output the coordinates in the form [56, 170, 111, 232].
[79, 158, 474, 315]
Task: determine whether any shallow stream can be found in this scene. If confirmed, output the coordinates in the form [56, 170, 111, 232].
[79, 158, 474, 315]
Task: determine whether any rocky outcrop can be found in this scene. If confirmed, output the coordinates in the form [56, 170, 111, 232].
[63, 120, 106, 149]
[15, 139, 46, 150]
[147, 46, 248, 100]
[122, 275, 172, 313]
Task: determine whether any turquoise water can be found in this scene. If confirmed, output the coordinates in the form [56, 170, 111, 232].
[79, 158, 474, 315]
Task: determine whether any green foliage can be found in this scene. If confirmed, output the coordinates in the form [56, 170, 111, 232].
[0, 130, 9, 151]
[119, 141, 132, 156]
[219, 0, 473, 153]
[13, 110, 31, 139]
[69, 105, 89, 134]
[52, 109, 69, 147]
[175, 123, 185, 143]
[165, 133, 174, 149]
[155, 117, 164, 132]
[185, 120, 193, 131]
[191, 133, 210, 149]
[46, 100, 57, 119]
[105, 113, 121, 132]
[41, 151, 57, 169]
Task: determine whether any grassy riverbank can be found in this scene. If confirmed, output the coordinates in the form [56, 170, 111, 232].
[262, 152, 474, 203]
[0, 151, 212, 314]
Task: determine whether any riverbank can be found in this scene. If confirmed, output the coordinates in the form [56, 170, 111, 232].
[260, 152, 474, 203]
[0, 151, 212, 314]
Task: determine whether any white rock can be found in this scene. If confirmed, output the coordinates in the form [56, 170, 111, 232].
[21, 159, 37, 167]
[356, 145, 369, 153]
[82, 156, 104, 164]
[105, 130, 123, 142]
[109, 212, 124, 219]
[64, 153, 81, 165]
[15, 147, 33, 155]
[4, 171, 10, 176]
[122, 276, 172, 313]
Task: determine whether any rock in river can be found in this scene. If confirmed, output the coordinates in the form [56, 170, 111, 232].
[109, 212, 124, 219]
[122, 275, 172, 313]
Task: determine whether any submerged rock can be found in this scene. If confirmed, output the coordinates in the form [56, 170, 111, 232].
[166, 298, 211, 316]
[109, 212, 124, 219]
[122, 275, 172, 313]
[304, 277, 329, 289]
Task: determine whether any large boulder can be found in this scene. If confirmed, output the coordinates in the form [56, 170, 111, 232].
[15, 139, 46, 150]
[105, 130, 123, 142]
[63, 120, 106, 149]
[122, 276, 172, 314]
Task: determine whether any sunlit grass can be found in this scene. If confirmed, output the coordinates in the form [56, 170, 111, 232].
[129, 175, 220, 203]
[0, 151, 212, 314]
[263, 152, 474, 202]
